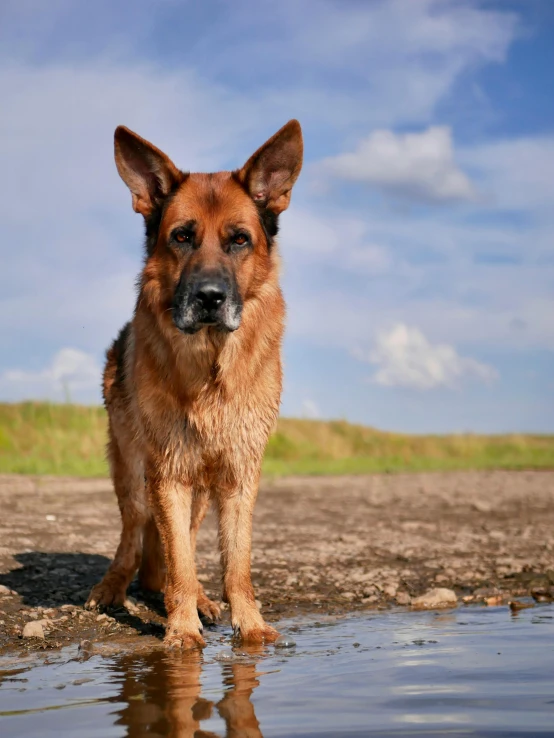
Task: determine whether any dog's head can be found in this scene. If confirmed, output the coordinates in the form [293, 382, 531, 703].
[114, 121, 303, 334]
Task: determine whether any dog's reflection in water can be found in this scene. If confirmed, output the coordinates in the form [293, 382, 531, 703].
[113, 645, 265, 738]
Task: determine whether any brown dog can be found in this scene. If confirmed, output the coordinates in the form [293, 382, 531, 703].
[85, 120, 303, 648]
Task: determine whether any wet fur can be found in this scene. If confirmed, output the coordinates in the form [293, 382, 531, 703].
[87, 122, 302, 648]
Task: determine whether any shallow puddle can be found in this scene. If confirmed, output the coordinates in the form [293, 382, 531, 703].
[1, 604, 553, 737]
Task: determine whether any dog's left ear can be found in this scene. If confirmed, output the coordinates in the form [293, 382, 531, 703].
[237, 120, 303, 214]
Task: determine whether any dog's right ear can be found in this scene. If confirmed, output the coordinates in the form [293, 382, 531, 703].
[114, 127, 182, 218]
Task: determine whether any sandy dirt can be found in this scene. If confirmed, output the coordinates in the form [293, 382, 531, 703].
[1, 470, 553, 654]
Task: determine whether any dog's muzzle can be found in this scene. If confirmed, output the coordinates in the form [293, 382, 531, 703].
[173, 274, 242, 334]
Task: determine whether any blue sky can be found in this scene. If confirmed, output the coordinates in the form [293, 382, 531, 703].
[0, 0, 552, 432]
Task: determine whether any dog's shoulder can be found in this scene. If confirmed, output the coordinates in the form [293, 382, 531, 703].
[103, 322, 132, 406]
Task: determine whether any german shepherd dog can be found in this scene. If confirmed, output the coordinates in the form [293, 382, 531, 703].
[86, 121, 303, 649]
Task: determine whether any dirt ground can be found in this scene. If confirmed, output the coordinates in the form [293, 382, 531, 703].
[1, 470, 553, 655]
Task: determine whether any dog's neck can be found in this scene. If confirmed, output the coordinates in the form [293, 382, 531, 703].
[134, 281, 284, 403]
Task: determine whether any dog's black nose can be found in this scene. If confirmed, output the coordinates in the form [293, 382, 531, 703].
[195, 280, 227, 311]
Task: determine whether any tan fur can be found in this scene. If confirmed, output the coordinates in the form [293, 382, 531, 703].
[86, 121, 303, 648]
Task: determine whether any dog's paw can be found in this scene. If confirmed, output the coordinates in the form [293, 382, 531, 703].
[164, 623, 206, 650]
[235, 622, 280, 644]
[85, 581, 126, 610]
[197, 592, 221, 622]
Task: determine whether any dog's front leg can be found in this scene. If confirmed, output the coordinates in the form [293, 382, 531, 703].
[217, 478, 279, 644]
[149, 472, 206, 649]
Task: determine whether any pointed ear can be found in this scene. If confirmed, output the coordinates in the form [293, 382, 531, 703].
[237, 120, 303, 214]
[114, 126, 182, 217]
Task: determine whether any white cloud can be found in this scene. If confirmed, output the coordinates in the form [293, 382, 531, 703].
[321, 127, 475, 203]
[1, 348, 101, 402]
[354, 324, 497, 390]
[245, 0, 518, 128]
[460, 135, 554, 215]
[280, 208, 392, 275]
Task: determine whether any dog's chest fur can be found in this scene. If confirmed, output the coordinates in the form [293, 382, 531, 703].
[122, 317, 282, 486]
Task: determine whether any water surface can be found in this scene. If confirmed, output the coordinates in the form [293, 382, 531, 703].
[1, 604, 553, 737]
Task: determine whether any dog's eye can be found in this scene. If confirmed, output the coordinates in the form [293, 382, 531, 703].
[233, 234, 249, 247]
[174, 231, 192, 244]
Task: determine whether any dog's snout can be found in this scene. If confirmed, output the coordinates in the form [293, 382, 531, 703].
[194, 280, 227, 311]
[173, 270, 241, 333]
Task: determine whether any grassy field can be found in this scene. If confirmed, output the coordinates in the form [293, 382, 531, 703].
[0, 401, 553, 478]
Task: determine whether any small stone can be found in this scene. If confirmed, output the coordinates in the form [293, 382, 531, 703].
[412, 588, 458, 610]
[22, 621, 45, 639]
[0, 585, 11, 596]
[474, 587, 500, 599]
[341, 591, 357, 601]
[362, 584, 378, 597]
[45, 514, 57, 522]
[382, 584, 397, 598]
[275, 635, 296, 649]
[96, 613, 110, 622]
[124, 598, 139, 613]
[509, 600, 534, 612]
[531, 588, 554, 603]
[485, 595, 503, 606]
[396, 592, 412, 606]
[361, 595, 378, 604]
[78, 640, 95, 659]
[472, 500, 491, 513]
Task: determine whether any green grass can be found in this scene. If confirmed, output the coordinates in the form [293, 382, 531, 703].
[0, 402, 553, 478]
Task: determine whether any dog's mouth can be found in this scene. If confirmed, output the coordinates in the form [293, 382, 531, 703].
[172, 303, 242, 334]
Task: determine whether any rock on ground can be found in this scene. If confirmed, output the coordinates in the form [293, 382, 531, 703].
[412, 588, 458, 610]
[22, 621, 45, 638]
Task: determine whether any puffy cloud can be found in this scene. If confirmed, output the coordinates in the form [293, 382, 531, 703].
[355, 324, 497, 390]
[460, 135, 554, 214]
[322, 127, 475, 203]
[1, 348, 101, 402]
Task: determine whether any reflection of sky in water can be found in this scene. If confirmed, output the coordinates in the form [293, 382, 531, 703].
[1, 604, 553, 736]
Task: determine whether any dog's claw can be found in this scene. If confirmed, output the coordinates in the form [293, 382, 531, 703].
[85, 581, 126, 611]
[232, 622, 280, 644]
[198, 594, 221, 623]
